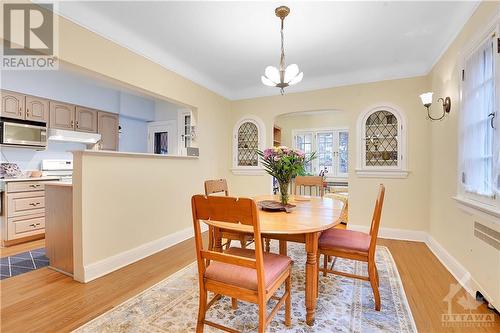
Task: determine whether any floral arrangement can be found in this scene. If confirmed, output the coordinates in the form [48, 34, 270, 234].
[258, 146, 316, 205]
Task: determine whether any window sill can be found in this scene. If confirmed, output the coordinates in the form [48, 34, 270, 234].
[453, 196, 500, 219]
[355, 169, 409, 179]
[231, 168, 266, 176]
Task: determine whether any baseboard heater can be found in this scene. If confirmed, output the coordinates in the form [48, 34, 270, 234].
[474, 222, 500, 250]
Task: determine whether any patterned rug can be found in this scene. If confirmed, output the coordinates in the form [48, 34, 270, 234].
[74, 242, 417, 332]
[0, 248, 49, 280]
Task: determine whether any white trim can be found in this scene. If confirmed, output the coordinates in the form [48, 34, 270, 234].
[347, 224, 428, 242]
[354, 169, 410, 179]
[79, 224, 207, 283]
[355, 104, 409, 178]
[232, 115, 266, 171]
[453, 196, 500, 220]
[231, 168, 266, 176]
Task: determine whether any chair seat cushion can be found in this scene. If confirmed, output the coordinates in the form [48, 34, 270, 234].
[205, 247, 291, 292]
[319, 228, 371, 255]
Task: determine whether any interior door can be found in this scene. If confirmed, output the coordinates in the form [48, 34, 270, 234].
[335, 130, 349, 178]
[147, 121, 176, 155]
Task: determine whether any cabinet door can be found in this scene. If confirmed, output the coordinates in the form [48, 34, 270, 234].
[49, 101, 75, 130]
[98, 112, 119, 151]
[75, 106, 98, 133]
[1, 90, 25, 120]
[26, 96, 49, 122]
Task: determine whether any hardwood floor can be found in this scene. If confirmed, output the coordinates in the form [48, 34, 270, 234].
[0, 238, 45, 257]
[1, 236, 498, 333]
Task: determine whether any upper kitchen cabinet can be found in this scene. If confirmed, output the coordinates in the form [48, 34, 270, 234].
[49, 101, 76, 130]
[1, 90, 25, 120]
[26, 96, 49, 123]
[98, 111, 119, 151]
[75, 106, 98, 133]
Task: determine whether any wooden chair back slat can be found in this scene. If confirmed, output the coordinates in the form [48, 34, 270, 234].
[205, 179, 229, 196]
[192, 195, 255, 226]
[201, 250, 257, 269]
[295, 176, 324, 197]
[368, 184, 385, 257]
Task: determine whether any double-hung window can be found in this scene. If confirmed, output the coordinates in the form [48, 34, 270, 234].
[459, 30, 499, 208]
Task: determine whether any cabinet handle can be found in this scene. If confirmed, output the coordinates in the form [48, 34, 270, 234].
[71, 120, 74, 127]
[29, 223, 41, 228]
[19, 107, 22, 116]
[76, 121, 79, 128]
[26, 108, 29, 116]
[29, 184, 40, 188]
[29, 202, 41, 206]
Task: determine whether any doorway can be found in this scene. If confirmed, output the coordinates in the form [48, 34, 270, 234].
[147, 120, 177, 155]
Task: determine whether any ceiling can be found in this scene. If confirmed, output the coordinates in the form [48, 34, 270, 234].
[55, 1, 479, 100]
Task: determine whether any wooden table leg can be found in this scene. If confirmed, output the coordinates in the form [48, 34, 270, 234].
[279, 240, 287, 256]
[305, 232, 319, 326]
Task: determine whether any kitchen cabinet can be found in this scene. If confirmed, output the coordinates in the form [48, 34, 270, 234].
[1, 90, 25, 120]
[98, 111, 119, 151]
[75, 106, 98, 133]
[26, 96, 49, 122]
[1, 179, 53, 246]
[50, 101, 76, 130]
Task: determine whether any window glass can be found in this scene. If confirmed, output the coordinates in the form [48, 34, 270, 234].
[237, 122, 259, 166]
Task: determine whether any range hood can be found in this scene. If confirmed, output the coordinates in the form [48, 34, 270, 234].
[48, 129, 101, 144]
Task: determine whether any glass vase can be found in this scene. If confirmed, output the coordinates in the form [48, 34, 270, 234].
[278, 180, 290, 205]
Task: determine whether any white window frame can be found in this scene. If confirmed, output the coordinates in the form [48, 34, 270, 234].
[455, 17, 500, 214]
[356, 104, 408, 178]
[177, 109, 192, 155]
[292, 127, 349, 181]
[231, 115, 266, 175]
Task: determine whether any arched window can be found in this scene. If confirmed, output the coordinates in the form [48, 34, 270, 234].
[356, 105, 408, 178]
[232, 116, 266, 175]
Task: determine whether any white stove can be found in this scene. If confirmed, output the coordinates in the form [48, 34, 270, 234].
[41, 159, 73, 182]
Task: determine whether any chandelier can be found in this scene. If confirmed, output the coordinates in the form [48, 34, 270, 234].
[261, 6, 303, 94]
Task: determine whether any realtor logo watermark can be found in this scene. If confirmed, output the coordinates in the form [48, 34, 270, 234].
[2, 3, 58, 70]
[442, 273, 497, 328]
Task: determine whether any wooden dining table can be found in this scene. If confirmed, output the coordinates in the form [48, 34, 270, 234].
[204, 194, 343, 326]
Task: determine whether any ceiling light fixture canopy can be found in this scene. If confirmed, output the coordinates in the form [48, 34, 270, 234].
[261, 6, 303, 94]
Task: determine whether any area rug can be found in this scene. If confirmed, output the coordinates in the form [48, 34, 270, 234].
[74, 242, 417, 332]
[0, 248, 49, 280]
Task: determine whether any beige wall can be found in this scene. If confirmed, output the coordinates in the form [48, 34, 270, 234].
[428, 2, 500, 308]
[47, 15, 232, 280]
[275, 111, 350, 147]
[229, 77, 432, 233]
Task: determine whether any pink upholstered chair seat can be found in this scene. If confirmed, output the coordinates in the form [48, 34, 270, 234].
[319, 228, 370, 255]
[205, 247, 291, 292]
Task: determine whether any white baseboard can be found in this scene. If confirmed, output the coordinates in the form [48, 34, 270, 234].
[80, 225, 207, 283]
[347, 224, 428, 242]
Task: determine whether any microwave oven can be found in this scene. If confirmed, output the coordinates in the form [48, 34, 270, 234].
[0, 117, 47, 149]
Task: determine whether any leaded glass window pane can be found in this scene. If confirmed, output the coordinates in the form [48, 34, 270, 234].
[317, 132, 333, 174]
[237, 122, 259, 166]
[365, 111, 398, 167]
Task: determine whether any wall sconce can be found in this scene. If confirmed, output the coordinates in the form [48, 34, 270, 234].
[419, 92, 451, 121]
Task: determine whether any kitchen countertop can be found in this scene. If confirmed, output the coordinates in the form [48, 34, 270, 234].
[0, 176, 61, 182]
[44, 181, 72, 187]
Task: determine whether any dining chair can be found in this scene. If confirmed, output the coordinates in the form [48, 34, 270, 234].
[295, 176, 325, 197]
[204, 179, 253, 250]
[191, 195, 292, 333]
[318, 184, 385, 311]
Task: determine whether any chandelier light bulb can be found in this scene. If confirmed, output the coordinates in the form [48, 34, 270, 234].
[265, 66, 280, 84]
[288, 71, 303, 86]
[261, 76, 277, 87]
